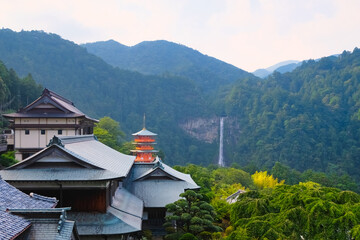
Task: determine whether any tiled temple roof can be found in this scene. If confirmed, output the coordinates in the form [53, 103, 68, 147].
[0, 211, 31, 240]
[0, 178, 57, 210]
[3, 88, 98, 122]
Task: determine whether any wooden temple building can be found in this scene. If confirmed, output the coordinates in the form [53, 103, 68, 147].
[2, 89, 98, 161]
[0, 134, 199, 239]
[1, 90, 200, 239]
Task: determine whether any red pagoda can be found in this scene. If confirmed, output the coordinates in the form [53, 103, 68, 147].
[131, 123, 158, 162]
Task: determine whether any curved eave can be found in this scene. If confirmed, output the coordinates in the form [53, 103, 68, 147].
[132, 142, 157, 145]
[132, 128, 157, 136]
[130, 150, 159, 153]
[2, 113, 85, 118]
[0, 169, 121, 182]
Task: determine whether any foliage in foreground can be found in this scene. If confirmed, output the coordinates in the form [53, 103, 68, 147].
[164, 190, 222, 240]
[173, 164, 360, 239]
[227, 182, 360, 240]
[0, 151, 17, 168]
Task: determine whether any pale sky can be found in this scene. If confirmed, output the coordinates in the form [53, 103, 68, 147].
[1, 0, 360, 72]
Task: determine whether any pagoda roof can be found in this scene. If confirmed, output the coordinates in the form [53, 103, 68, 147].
[132, 128, 157, 136]
[130, 150, 159, 153]
[131, 142, 157, 145]
[2, 88, 98, 122]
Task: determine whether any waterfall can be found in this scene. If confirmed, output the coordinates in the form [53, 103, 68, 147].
[218, 117, 225, 167]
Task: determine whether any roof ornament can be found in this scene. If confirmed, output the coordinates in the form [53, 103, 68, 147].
[58, 209, 66, 232]
[152, 160, 164, 170]
[30, 193, 58, 203]
[143, 113, 146, 130]
[46, 136, 64, 147]
[43, 88, 50, 94]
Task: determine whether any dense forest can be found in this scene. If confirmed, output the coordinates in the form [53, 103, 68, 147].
[0, 29, 217, 165]
[85, 36, 360, 185]
[0, 60, 42, 128]
[218, 49, 360, 182]
[164, 164, 360, 240]
[1, 29, 360, 188]
[82, 40, 254, 92]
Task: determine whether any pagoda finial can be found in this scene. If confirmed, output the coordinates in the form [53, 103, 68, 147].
[143, 113, 146, 130]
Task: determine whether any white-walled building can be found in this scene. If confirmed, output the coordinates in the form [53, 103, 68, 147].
[3, 89, 98, 160]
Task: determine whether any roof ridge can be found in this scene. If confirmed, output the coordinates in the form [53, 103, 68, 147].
[43, 88, 74, 105]
[29, 193, 58, 204]
[58, 135, 97, 144]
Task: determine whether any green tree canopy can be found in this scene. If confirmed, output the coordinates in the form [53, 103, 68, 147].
[164, 190, 222, 240]
[94, 116, 134, 153]
[227, 182, 360, 240]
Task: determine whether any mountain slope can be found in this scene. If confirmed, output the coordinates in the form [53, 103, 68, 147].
[0, 29, 217, 165]
[220, 48, 360, 180]
[2, 28, 360, 183]
[82, 40, 255, 91]
[0, 61, 42, 129]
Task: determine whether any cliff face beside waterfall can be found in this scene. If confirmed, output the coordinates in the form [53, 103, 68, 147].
[179, 117, 241, 144]
[179, 117, 219, 143]
[179, 116, 242, 165]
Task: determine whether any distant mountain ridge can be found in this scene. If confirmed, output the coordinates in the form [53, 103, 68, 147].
[82, 40, 255, 91]
[253, 60, 301, 78]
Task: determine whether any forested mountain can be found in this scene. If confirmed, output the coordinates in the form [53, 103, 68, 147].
[82, 40, 254, 91]
[0, 61, 42, 128]
[0, 29, 217, 165]
[220, 49, 360, 181]
[1, 29, 360, 185]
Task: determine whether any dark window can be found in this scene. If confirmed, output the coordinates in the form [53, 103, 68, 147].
[146, 208, 166, 226]
[25, 129, 30, 135]
[41, 129, 45, 135]
[58, 130, 63, 135]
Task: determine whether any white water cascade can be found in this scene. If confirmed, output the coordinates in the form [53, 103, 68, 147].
[218, 117, 225, 167]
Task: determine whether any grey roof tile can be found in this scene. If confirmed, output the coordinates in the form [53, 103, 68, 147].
[3, 135, 135, 179]
[125, 159, 199, 207]
[61, 136, 135, 177]
[68, 207, 141, 236]
[111, 188, 143, 219]
[67, 188, 142, 236]
[130, 158, 199, 188]
[0, 179, 62, 240]
[8, 208, 77, 240]
[0, 169, 119, 181]
[0, 211, 31, 240]
[130, 180, 198, 207]
[0, 179, 57, 210]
